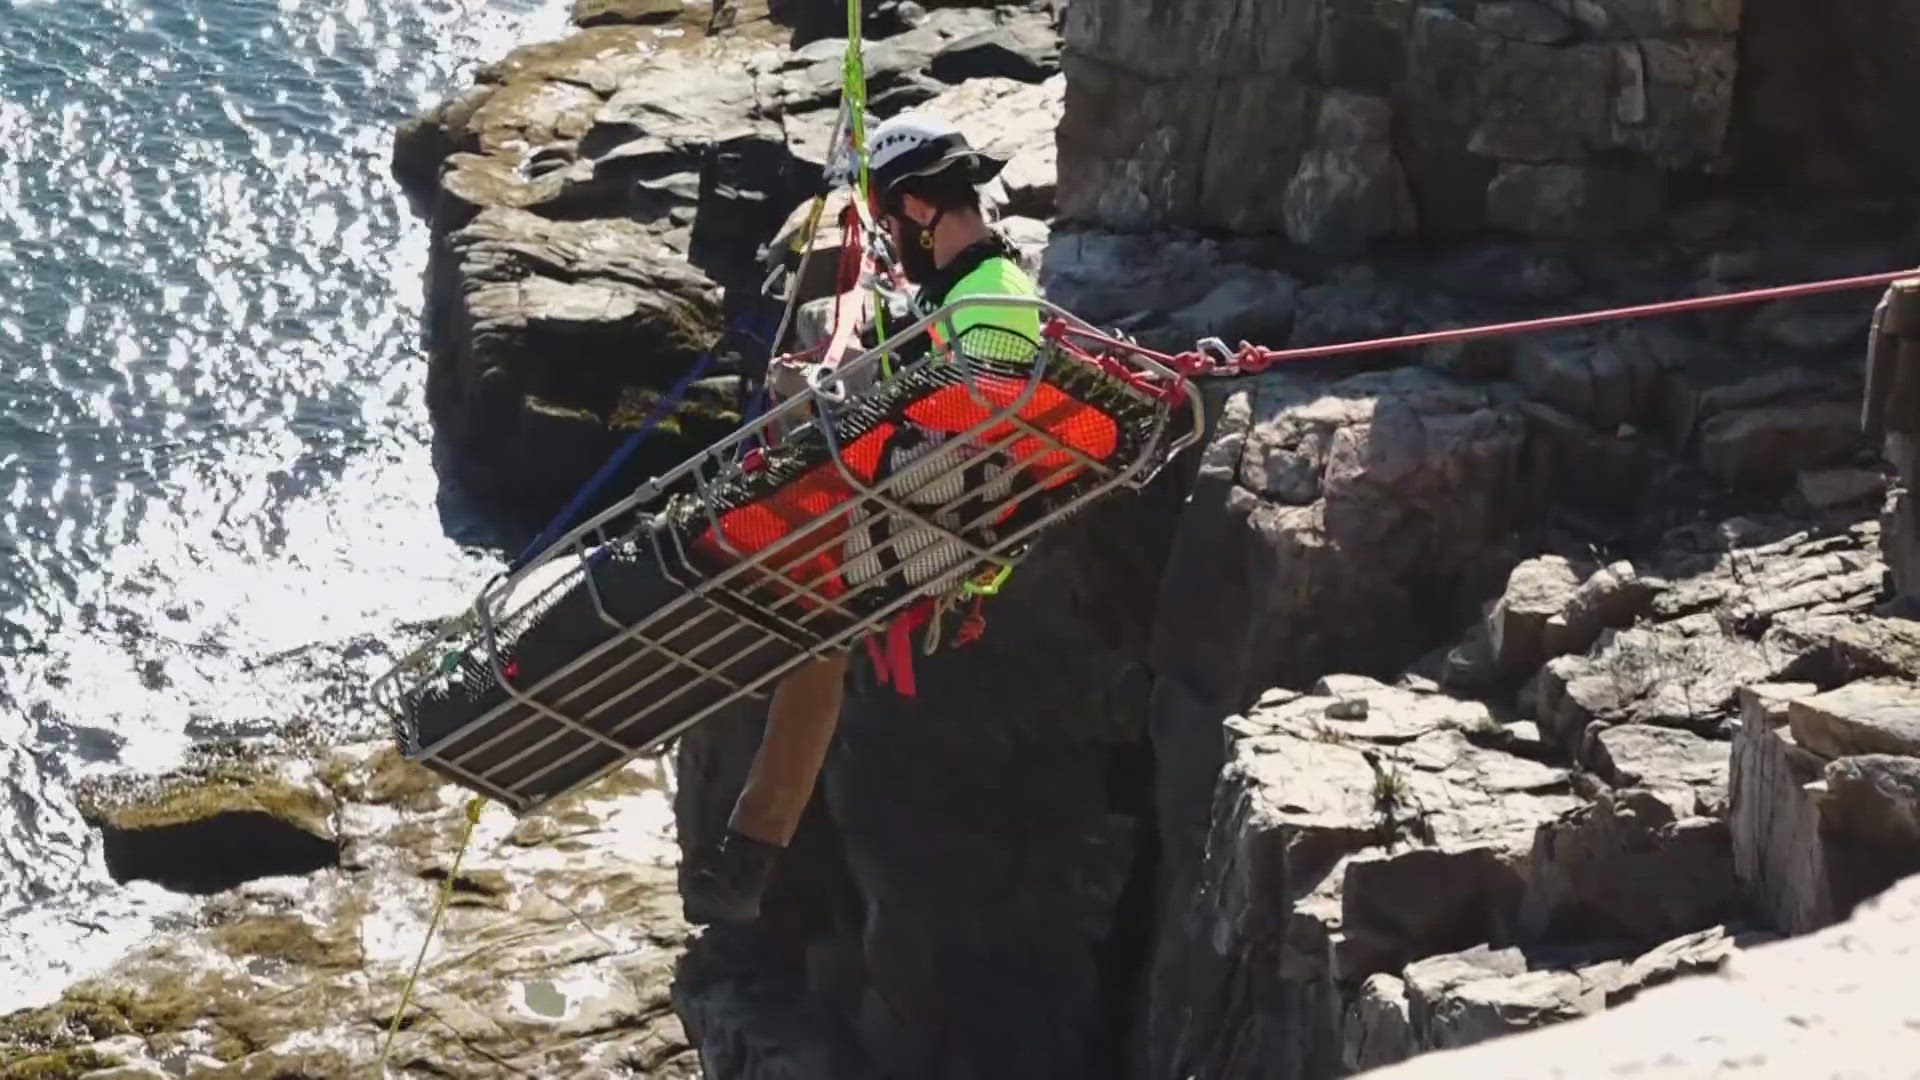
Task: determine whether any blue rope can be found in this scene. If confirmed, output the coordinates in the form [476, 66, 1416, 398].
[732, 383, 770, 464]
[510, 348, 720, 571]
[510, 303, 781, 572]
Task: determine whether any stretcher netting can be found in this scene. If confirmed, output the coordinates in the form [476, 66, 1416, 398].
[378, 314, 1195, 813]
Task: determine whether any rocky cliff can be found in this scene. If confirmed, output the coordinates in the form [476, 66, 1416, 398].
[1057, 0, 1920, 244]
[8, 0, 1920, 1078]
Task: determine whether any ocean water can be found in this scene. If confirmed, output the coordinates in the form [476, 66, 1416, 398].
[0, 0, 571, 1006]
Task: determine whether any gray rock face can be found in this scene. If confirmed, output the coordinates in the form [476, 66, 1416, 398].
[673, 484, 1176, 1080]
[391, 6, 1078, 526]
[1732, 673, 1920, 943]
[1146, 683, 1576, 1080]
[1735, 0, 1920, 192]
[1485, 162, 1665, 238]
[570, 0, 686, 27]
[1731, 682, 1838, 935]
[1487, 556, 1583, 673]
[1698, 401, 1863, 490]
[377, 16, 1920, 1080]
[1282, 91, 1417, 251]
[1582, 724, 1730, 816]
[914, 75, 1066, 220]
[1347, 924, 1764, 1074]
[431, 208, 731, 519]
[1345, 974, 1418, 1073]
[929, 16, 1062, 83]
[1797, 468, 1885, 511]
[1059, 0, 1920, 247]
[1056, 0, 1755, 240]
[1789, 680, 1920, 758]
[1521, 790, 1737, 947]
[1414, 963, 1600, 1051]
[1355, 872, 1920, 1080]
[1531, 522, 1888, 757]
[1823, 755, 1920, 854]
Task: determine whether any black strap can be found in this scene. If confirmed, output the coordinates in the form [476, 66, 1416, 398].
[913, 234, 1022, 319]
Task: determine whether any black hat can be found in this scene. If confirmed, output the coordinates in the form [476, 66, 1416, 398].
[866, 114, 1007, 195]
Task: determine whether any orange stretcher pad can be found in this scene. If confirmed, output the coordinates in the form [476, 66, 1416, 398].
[686, 351, 1153, 624]
[386, 342, 1175, 813]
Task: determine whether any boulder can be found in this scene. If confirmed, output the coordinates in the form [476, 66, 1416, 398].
[1821, 754, 1920, 856]
[1486, 162, 1666, 239]
[1556, 561, 1660, 657]
[1732, 690, 1920, 937]
[1513, 332, 1661, 430]
[1163, 270, 1302, 350]
[1285, 267, 1457, 355]
[1797, 468, 1886, 511]
[1475, 0, 1576, 43]
[571, 0, 686, 27]
[1600, 924, 1757, 1006]
[1470, 42, 1614, 162]
[1521, 790, 1738, 947]
[1145, 683, 1579, 1080]
[1738, 682, 1818, 731]
[1747, 296, 1877, 354]
[1344, 974, 1418, 1072]
[929, 17, 1061, 83]
[1732, 685, 1845, 935]
[1581, 724, 1730, 816]
[1788, 680, 1920, 758]
[1698, 401, 1863, 490]
[1153, 367, 1529, 721]
[1337, 923, 1767, 1073]
[1536, 622, 1776, 753]
[996, 214, 1051, 270]
[79, 767, 339, 895]
[429, 208, 727, 521]
[1486, 556, 1583, 672]
[1037, 229, 1249, 331]
[769, 8, 1000, 113]
[1056, 18, 1316, 233]
[1763, 615, 1920, 685]
[768, 0, 916, 46]
[1282, 91, 1417, 251]
[1415, 963, 1602, 1051]
[915, 76, 1065, 220]
[1440, 624, 1502, 693]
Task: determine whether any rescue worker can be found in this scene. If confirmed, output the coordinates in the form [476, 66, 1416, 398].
[682, 113, 1042, 925]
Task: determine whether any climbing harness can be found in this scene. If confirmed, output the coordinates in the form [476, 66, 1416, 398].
[376, 795, 487, 1077]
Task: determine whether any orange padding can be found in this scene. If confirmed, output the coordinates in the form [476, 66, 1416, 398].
[690, 372, 1123, 610]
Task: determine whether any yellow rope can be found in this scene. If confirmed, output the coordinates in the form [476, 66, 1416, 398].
[374, 795, 487, 1077]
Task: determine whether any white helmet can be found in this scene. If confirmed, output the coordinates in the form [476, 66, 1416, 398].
[830, 112, 1006, 196]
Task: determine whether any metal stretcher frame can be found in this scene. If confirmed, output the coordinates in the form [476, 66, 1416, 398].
[371, 295, 1208, 814]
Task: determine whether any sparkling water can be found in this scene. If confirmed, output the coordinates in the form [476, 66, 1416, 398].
[0, 0, 570, 1006]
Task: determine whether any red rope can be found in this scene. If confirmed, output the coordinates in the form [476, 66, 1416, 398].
[1170, 268, 1916, 376]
